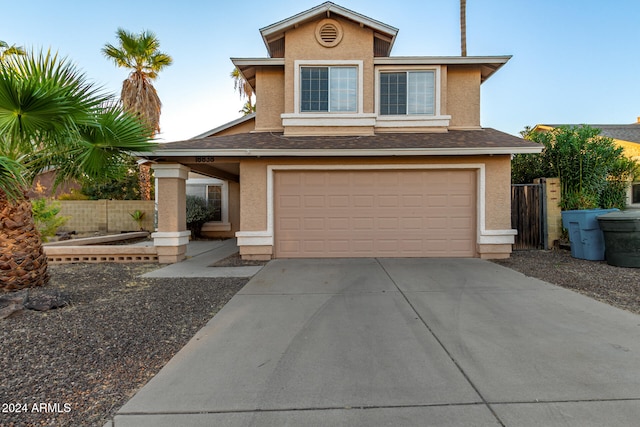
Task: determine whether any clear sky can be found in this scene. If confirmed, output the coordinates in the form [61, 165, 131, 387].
[3, 0, 639, 142]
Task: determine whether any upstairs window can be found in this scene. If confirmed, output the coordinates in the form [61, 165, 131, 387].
[380, 71, 435, 115]
[300, 66, 357, 113]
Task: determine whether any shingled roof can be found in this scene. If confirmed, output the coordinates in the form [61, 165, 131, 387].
[541, 123, 640, 144]
[146, 128, 541, 157]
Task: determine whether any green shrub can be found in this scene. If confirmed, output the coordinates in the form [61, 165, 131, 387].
[31, 198, 70, 242]
[513, 126, 639, 210]
[186, 195, 214, 238]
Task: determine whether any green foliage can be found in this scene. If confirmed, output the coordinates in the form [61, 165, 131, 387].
[80, 156, 142, 200]
[31, 198, 69, 242]
[512, 126, 639, 210]
[58, 189, 90, 200]
[129, 210, 145, 230]
[0, 50, 156, 200]
[186, 195, 215, 237]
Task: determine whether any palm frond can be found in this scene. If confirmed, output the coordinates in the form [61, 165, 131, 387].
[59, 103, 155, 183]
[0, 155, 27, 202]
[0, 50, 109, 149]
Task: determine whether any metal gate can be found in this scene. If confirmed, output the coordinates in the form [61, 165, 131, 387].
[511, 183, 545, 250]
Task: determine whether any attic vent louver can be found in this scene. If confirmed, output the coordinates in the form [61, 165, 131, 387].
[315, 19, 343, 47]
[320, 24, 338, 42]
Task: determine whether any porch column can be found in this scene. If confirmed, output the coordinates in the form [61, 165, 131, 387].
[152, 163, 191, 263]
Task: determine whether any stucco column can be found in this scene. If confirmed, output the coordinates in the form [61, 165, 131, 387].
[152, 163, 191, 263]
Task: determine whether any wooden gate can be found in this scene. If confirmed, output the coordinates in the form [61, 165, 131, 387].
[511, 183, 544, 250]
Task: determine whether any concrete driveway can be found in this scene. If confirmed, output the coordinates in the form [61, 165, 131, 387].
[109, 258, 640, 426]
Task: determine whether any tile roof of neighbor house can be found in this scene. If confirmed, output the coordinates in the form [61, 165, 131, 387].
[147, 128, 542, 157]
[541, 123, 640, 144]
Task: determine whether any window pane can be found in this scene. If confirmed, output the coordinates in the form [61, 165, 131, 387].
[301, 67, 328, 112]
[207, 186, 222, 222]
[633, 183, 640, 204]
[329, 67, 357, 112]
[380, 72, 406, 115]
[407, 71, 435, 115]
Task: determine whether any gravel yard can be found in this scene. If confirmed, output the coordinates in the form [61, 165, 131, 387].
[0, 249, 638, 426]
[493, 249, 640, 315]
[0, 263, 247, 427]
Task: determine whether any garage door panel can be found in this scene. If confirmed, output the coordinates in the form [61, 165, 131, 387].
[275, 170, 476, 258]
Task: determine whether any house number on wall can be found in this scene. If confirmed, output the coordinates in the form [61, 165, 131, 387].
[195, 156, 215, 163]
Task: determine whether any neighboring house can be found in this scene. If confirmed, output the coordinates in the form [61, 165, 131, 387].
[142, 2, 541, 263]
[28, 169, 81, 200]
[534, 121, 640, 207]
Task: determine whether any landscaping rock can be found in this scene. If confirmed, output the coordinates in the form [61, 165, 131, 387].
[24, 289, 70, 311]
[0, 290, 28, 319]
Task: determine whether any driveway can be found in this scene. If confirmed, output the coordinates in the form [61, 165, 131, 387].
[109, 258, 640, 426]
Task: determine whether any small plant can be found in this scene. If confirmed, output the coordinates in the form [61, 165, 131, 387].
[186, 195, 214, 238]
[31, 199, 70, 242]
[129, 210, 146, 231]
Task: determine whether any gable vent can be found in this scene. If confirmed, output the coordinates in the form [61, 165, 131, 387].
[320, 24, 338, 43]
[315, 19, 343, 48]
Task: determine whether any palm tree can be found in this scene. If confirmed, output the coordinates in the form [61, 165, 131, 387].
[0, 51, 154, 291]
[0, 40, 26, 61]
[231, 67, 255, 115]
[460, 0, 467, 56]
[102, 28, 173, 136]
[102, 28, 172, 200]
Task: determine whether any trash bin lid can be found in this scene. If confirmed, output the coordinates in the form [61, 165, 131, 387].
[597, 209, 640, 221]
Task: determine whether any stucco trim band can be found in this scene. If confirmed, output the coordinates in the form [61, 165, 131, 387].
[152, 231, 191, 246]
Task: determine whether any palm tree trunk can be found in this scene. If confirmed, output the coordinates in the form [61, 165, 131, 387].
[460, 0, 467, 57]
[138, 162, 153, 201]
[0, 194, 49, 291]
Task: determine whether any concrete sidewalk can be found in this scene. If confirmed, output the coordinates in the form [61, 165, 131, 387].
[141, 238, 263, 278]
[107, 258, 640, 426]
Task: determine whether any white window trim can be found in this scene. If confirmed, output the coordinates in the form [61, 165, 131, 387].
[235, 164, 516, 248]
[375, 65, 451, 128]
[283, 60, 375, 127]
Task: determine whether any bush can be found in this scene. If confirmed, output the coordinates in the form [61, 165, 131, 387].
[58, 189, 90, 200]
[31, 198, 69, 242]
[513, 126, 639, 210]
[186, 195, 214, 238]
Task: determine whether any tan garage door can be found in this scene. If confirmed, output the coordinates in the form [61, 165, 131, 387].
[274, 169, 476, 258]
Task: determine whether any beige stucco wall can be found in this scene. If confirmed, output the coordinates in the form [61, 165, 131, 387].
[239, 155, 513, 256]
[446, 66, 481, 129]
[483, 155, 512, 230]
[246, 16, 486, 136]
[239, 160, 268, 231]
[255, 67, 285, 132]
[283, 17, 375, 115]
[157, 177, 186, 232]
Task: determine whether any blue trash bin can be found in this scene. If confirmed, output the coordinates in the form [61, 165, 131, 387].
[561, 209, 619, 260]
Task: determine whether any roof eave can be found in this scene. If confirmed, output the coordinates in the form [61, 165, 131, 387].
[374, 55, 512, 82]
[142, 146, 542, 158]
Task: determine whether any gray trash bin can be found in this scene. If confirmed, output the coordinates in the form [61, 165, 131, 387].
[597, 210, 640, 268]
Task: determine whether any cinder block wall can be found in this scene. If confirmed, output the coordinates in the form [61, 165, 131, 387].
[58, 200, 155, 233]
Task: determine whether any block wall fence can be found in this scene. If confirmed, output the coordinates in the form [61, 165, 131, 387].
[58, 200, 155, 233]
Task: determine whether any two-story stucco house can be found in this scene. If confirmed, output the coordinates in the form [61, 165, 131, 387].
[143, 2, 541, 263]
